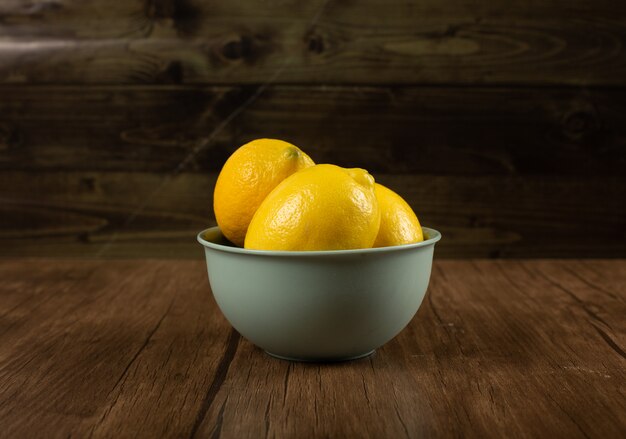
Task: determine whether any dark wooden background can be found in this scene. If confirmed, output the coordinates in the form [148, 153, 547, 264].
[1, 0, 625, 258]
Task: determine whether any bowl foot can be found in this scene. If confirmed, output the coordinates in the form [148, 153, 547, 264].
[264, 349, 375, 362]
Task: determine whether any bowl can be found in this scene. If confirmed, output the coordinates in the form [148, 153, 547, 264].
[197, 226, 441, 361]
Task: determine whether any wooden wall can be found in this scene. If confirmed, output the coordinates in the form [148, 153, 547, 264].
[1, 0, 625, 258]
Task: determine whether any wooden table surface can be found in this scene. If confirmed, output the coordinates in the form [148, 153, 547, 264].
[0, 259, 624, 438]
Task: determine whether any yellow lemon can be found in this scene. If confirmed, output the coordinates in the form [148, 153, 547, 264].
[214, 138, 314, 247]
[245, 164, 381, 251]
[373, 183, 423, 247]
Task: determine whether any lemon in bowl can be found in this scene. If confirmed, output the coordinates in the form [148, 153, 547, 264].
[213, 138, 314, 247]
[203, 141, 441, 361]
[245, 164, 381, 251]
[197, 226, 441, 361]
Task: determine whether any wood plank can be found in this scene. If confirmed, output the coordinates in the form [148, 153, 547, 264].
[192, 259, 626, 438]
[3, 0, 622, 39]
[0, 259, 234, 437]
[1, 85, 625, 176]
[1, 171, 624, 258]
[0, 1, 625, 84]
[0, 259, 624, 437]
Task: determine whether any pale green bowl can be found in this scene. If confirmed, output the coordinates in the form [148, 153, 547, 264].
[197, 226, 441, 362]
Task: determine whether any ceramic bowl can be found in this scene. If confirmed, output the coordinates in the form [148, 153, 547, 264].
[197, 226, 441, 361]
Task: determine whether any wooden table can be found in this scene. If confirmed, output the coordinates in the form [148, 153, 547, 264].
[1, 259, 624, 438]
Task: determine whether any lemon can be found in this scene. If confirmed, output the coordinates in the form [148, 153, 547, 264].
[373, 183, 423, 247]
[214, 138, 314, 247]
[245, 164, 381, 251]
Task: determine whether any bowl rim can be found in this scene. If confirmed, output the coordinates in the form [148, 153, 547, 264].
[197, 226, 441, 257]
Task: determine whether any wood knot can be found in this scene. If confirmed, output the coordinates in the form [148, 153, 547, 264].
[565, 112, 590, 133]
[221, 36, 253, 61]
[307, 34, 325, 54]
[563, 110, 598, 142]
[209, 32, 274, 66]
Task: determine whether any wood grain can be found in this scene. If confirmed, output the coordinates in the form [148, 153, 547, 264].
[1, 171, 625, 258]
[1, 85, 625, 257]
[0, 259, 624, 437]
[0, 1, 625, 84]
[1, 85, 624, 175]
[2, 0, 626, 259]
